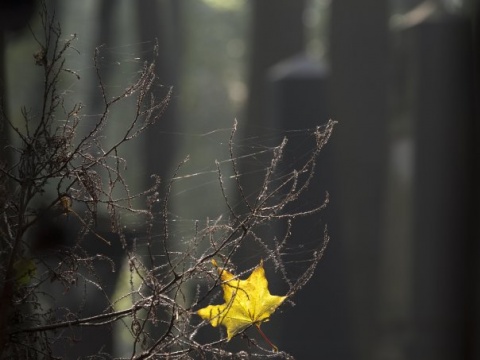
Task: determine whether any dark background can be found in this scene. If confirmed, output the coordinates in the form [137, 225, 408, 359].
[1, 0, 479, 359]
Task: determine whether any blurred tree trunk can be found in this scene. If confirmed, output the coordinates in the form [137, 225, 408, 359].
[136, 0, 180, 181]
[89, 0, 115, 116]
[0, 33, 7, 165]
[245, 0, 306, 132]
[240, 0, 306, 215]
[329, 0, 389, 359]
[408, 14, 475, 360]
[231, 0, 306, 350]
[135, 0, 182, 345]
[0, 0, 37, 168]
[0, 0, 39, 354]
[92, 0, 180, 182]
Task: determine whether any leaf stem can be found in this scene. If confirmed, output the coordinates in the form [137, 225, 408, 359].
[255, 324, 278, 352]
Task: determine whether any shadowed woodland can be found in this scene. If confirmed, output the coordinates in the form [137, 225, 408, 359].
[1, 1, 479, 359]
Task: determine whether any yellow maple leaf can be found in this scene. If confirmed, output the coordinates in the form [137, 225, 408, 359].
[197, 259, 286, 344]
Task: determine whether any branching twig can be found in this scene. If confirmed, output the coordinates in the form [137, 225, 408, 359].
[0, 3, 337, 359]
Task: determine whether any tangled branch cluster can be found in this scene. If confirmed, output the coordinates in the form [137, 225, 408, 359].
[0, 6, 336, 360]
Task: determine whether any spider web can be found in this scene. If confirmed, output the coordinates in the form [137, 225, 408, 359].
[5, 31, 333, 357]
[121, 121, 331, 285]
[57, 41, 331, 281]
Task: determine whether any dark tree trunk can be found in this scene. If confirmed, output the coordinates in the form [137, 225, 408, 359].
[239, 0, 306, 216]
[136, 0, 180, 182]
[329, 0, 389, 358]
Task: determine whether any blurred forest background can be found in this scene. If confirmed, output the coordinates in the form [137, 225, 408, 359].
[1, 0, 479, 359]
